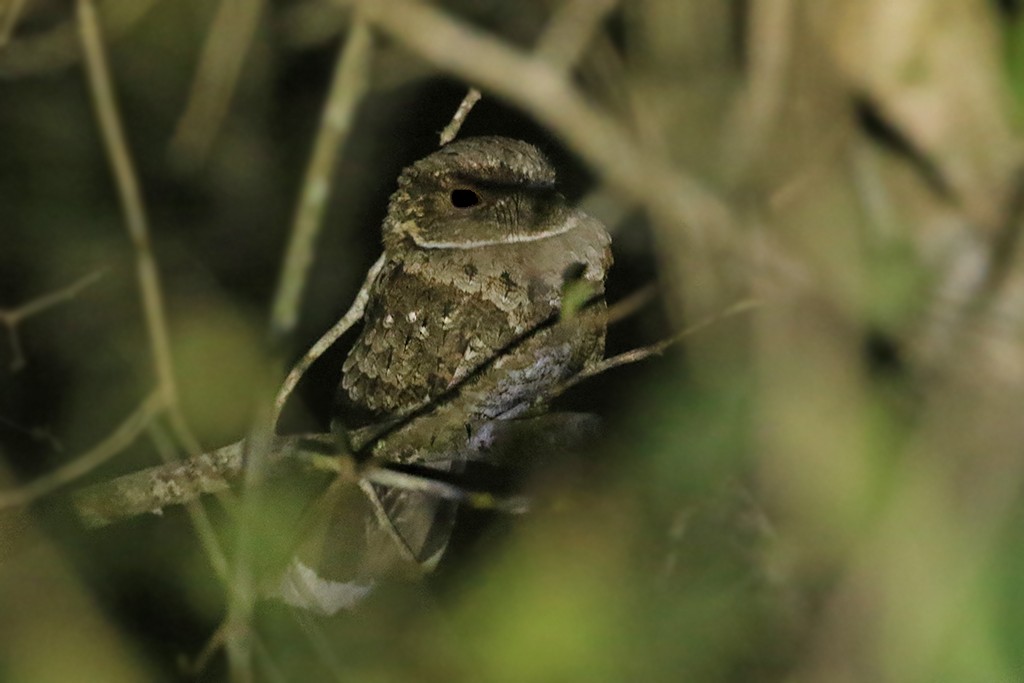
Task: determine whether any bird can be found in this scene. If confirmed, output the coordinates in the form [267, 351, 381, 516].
[279, 136, 612, 613]
[340, 135, 612, 424]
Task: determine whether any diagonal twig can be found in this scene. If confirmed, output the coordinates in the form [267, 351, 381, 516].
[77, 0, 200, 455]
[542, 298, 759, 401]
[0, 270, 104, 371]
[169, 0, 265, 168]
[273, 253, 385, 422]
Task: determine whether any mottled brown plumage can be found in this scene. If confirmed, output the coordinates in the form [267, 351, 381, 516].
[340, 136, 612, 423]
[289, 138, 612, 608]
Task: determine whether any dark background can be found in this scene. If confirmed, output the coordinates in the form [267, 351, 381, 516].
[3, 1, 1024, 681]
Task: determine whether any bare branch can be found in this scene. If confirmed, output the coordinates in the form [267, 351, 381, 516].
[0, 0, 28, 48]
[345, 0, 735, 246]
[273, 253, 385, 422]
[534, 0, 618, 71]
[70, 410, 602, 527]
[77, 0, 200, 454]
[437, 0, 618, 146]
[0, 390, 164, 510]
[543, 298, 758, 400]
[438, 87, 481, 146]
[271, 17, 374, 338]
[0, 270, 104, 371]
[361, 465, 530, 514]
[72, 430, 250, 528]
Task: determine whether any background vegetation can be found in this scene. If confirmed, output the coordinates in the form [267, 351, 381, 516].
[3, 0, 1024, 681]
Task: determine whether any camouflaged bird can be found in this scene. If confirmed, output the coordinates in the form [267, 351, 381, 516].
[340, 136, 612, 424]
[282, 137, 612, 612]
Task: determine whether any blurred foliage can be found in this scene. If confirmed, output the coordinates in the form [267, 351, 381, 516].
[3, 0, 1024, 682]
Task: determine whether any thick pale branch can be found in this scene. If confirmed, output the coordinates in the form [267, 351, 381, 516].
[70, 413, 598, 528]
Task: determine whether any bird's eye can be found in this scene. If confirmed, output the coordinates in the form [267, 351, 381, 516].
[450, 188, 480, 208]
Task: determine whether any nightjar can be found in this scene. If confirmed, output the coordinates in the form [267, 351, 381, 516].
[283, 137, 612, 612]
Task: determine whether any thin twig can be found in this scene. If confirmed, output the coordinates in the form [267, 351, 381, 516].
[273, 253, 385, 422]
[0, 415, 63, 453]
[0, 270, 104, 370]
[544, 298, 758, 400]
[271, 16, 374, 338]
[605, 282, 658, 325]
[0, 390, 164, 510]
[438, 87, 481, 145]
[362, 465, 530, 514]
[77, 0, 200, 455]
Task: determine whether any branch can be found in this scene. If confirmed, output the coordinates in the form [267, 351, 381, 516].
[542, 298, 759, 401]
[437, 0, 618, 146]
[533, 0, 618, 71]
[168, 0, 265, 168]
[271, 16, 374, 338]
[0, 270, 103, 371]
[438, 87, 481, 146]
[78, 0, 200, 454]
[273, 253, 385, 422]
[346, 0, 736, 245]
[0, 0, 159, 80]
[70, 411, 601, 528]
[605, 282, 658, 325]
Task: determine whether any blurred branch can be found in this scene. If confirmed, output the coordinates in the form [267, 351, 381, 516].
[77, 0, 200, 455]
[605, 282, 657, 325]
[224, 17, 371, 679]
[0, 0, 158, 79]
[534, 0, 618, 70]
[543, 298, 758, 401]
[720, 0, 796, 184]
[345, 0, 735, 246]
[438, 0, 617, 146]
[169, 0, 266, 168]
[0, 390, 163, 510]
[270, 16, 374, 338]
[0, 270, 103, 371]
[0, 0, 27, 48]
